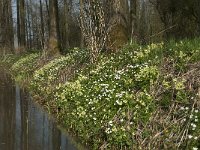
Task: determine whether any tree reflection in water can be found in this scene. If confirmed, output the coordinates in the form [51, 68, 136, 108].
[0, 70, 77, 150]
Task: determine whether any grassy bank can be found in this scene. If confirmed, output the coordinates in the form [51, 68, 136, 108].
[2, 39, 200, 149]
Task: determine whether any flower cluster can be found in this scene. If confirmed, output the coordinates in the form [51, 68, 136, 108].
[9, 38, 200, 149]
[31, 48, 89, 98]
[11, 53, 40, 82]
[54, 44, 159, 148]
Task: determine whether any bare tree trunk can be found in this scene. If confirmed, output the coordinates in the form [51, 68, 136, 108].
[17, 0, 21, 48]
[0, 0, 14, 53]
[40, 0, 45, 49]
[45, 0, 50, 37]
[79, 0, 84, 48]
[19, 0, 26, 49]
[48, 0, 60, 56]
[61, 0, 69, 51]
[27, 0, 32, 49]
[107, 0, 129, 51]
[17, 0, 26, 52]
[8, 0, 14, 51]
[130, 0, 137, 43]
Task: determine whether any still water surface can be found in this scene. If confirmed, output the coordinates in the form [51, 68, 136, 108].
[0, 70, 77, 150]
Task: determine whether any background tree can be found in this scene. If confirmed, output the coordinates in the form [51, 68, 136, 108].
[17, 0, 26, 51]
[1, 0, 200, 56]
[0, 0, 14, 54]
[48, 0, 60, 56]
[80, 0, 107, 62]
[154, 0, 200, 38]
[106, 0, 129, 51]
[59, 0, 70, 51]
[130, 0, 137, 43]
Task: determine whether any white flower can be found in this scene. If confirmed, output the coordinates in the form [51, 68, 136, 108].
[109, 121, 113, 126]
[185, 107, 189, 110]
[116, 100, 123, 105]
[195, 119, 198, 122]
[195, 109, 199, 113]
[193, 147, 198, 150]
[105, 128, 112, 134]
[180, 107, 185, 110]
[188, 135, 193, 139]
[194, 136, 198, 140]
[115, 74, 120, 80]
[190, 115, 193, 119]
[191, 123, 197, 128]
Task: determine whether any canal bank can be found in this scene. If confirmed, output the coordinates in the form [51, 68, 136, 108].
[1, 39, 200, 149]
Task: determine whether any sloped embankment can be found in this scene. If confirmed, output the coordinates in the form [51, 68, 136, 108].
[9, 39, 200, 149]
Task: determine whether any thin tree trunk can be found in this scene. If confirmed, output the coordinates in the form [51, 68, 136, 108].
[79, 0, 84, 48]
[17, 0, 26, 52]
[17, 0, 21, 48]
[62, 0, 69, 50]
[45, 0, 50, 36]
[19, 0, 26, 49]
[27, 0, 32, 49]
[40, 0, 45, 49]
[8, 0, 14, 51]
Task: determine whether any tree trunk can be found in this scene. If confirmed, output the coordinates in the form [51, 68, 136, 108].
[17, 0, 26, 53]
[19, 0, 26, 49]
[79, 0, 84, 48]
[61, 0, 69, 51]
[107, 0, 129, 51]
[40, 0, 45, 49]
[48, 0, 60, 56]
[0, 0, 14, 54]
[130, 0, 137, 43]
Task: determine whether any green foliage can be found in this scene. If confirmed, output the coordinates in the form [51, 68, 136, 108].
[30, 48, 89, 99]
[55, 43, 160, 148]
[9, 38, 200, 149]
[11, 53, 40, 82]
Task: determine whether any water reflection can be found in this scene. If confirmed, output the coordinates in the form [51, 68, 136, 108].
[0, 71, 77, 150]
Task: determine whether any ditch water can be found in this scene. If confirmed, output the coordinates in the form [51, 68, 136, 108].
[0, 68, 78, 150]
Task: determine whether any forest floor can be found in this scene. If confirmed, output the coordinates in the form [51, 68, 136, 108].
[1, 39, 200, 150]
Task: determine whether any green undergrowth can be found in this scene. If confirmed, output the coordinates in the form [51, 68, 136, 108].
[11, 53, 41, 83]
[9, 39, 200, 150]
[0, 54, 21, 68]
